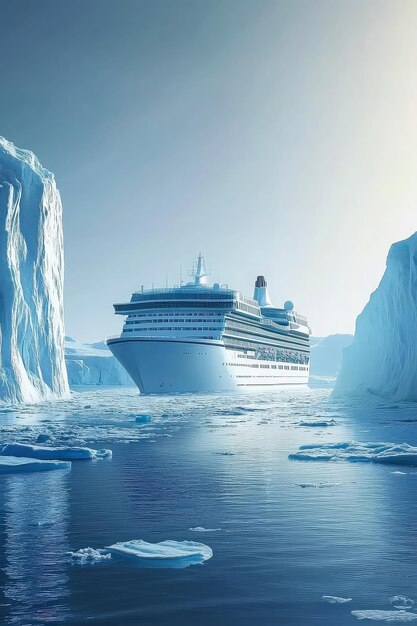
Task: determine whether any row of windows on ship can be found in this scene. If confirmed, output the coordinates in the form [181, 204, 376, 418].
[253, 347, 309, 364]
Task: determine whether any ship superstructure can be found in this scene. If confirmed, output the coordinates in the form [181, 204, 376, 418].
[107, 255, 310, 393]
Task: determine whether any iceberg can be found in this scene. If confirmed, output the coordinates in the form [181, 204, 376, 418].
[0, 455, 70, 473]
[0, 137, 69, 403]
[0, 442, 112, 460]
[65, 337, 133, 386]
[106, 539, 213, 567]
[310, 334, 353, 377]
[335, 233, 417, 401]
[322, 595, 352, 603]
[289, 441, 417, 466]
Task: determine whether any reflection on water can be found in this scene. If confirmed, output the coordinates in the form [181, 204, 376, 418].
[0, 388, 417, 624]
[2, 471, 71, 624]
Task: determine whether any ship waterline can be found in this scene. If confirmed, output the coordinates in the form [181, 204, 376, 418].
[107, 255, 310, 394]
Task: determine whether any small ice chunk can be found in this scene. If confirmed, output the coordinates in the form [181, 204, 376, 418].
[67, 547, 111, 565]
[213, 451, 236, 456]
[106, 539, 213, 567]
[392, 471, 408, 475]
[0, 455, 70, 473]
[0, 443, 112, 461]
[36, 434, 50, 444]
[299, 420, 337, 427]
[188, 527, 221, 532]
[390, 597, 415, 610]
[135, 414, 152, 424]
[322, 595, 352, 604]
[296, 482, 341, 488]
[352, 610, 417, 622]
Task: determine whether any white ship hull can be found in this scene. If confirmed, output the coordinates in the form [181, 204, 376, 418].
[107, 337, 309, 394]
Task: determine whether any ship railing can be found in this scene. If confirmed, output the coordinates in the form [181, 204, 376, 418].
[132, 286, 235, 296]
[107, 335, 120, 341]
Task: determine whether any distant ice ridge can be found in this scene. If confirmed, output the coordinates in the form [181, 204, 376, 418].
[0, 442, 112, 460]
[0, 455, 70, 473]
[310, 334, 353, 378]
[65, 337, 133, 386]
[335, 233, 417, 401]
[289, 441, 417, 466]
[0, 137, 69, 403]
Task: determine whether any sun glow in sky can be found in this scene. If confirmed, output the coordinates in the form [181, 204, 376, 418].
[1, 0, 417, 341]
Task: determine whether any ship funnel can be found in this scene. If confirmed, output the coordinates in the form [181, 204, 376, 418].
[253, 275, 273, 307]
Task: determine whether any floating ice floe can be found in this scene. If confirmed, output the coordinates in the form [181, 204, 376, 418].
[213, 451, 236, 456]
[188, 527, 221, 532]
[0, 443, 112, 461]
[289, 441, 417, 467]
[390, 597, 415, 610]
[299, 419, 337, 427]
[67, 547, 112, 565]
[0, 455, 70, 473]
[296, 482, 341, 488]
[352, 610, 417, 622]
[106, 539, 213, 568]
[322, 595, 352, 603]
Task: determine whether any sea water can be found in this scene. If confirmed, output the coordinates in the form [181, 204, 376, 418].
[1, 386, 417, 624]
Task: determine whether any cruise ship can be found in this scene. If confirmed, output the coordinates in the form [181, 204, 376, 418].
[107, 255, 310, 393]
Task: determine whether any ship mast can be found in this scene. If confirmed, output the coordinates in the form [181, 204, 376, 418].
[190, 253, 210, 286]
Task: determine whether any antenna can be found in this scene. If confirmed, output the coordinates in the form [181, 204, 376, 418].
[179, 264, 182, 285]
[189, 253, 211, 286]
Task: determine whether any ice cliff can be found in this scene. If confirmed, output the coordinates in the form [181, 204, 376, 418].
[335, 232, 417, 400]
[65, 337, 133, 386]
[0, 137, 69, 403]
[310, 334, 353, 378]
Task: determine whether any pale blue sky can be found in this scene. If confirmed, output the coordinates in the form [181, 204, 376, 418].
[2, 0, 417, 341]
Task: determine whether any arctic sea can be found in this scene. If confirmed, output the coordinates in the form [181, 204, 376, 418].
[1, 386, 417, 625]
